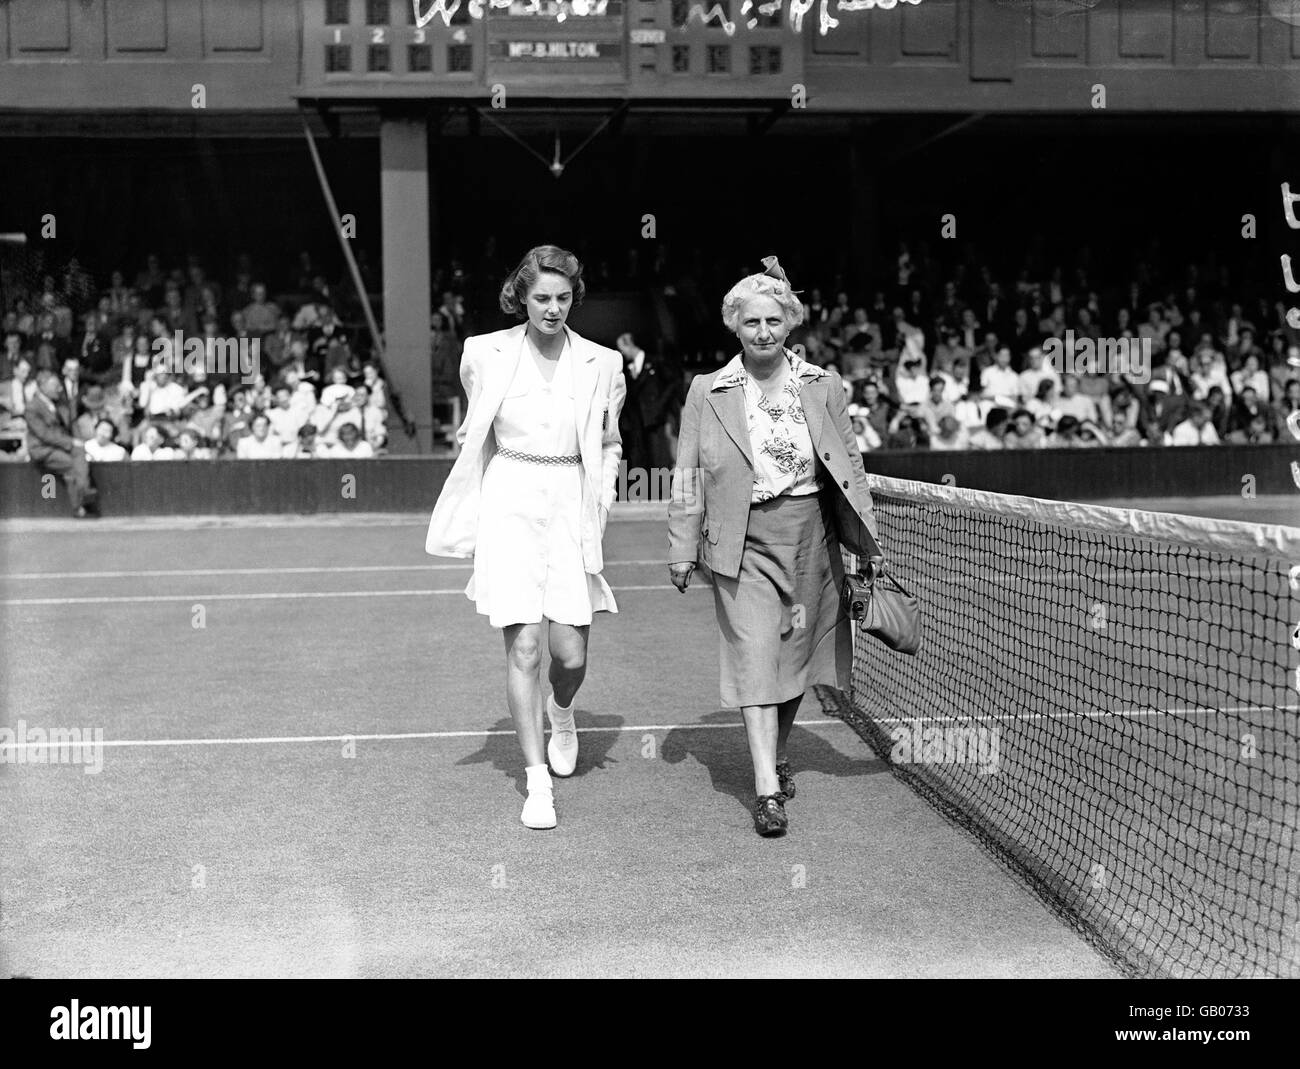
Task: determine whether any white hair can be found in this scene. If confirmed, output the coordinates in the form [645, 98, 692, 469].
[720, 273, 805, 335]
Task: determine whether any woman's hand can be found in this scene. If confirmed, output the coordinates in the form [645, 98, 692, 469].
[669, 562, 696, 593]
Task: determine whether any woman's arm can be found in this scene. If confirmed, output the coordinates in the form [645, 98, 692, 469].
[454, 341, 480, 449]
[599, 357, 627, 518]
[667, 375, 706, 566]
[825, 368, 885, 561]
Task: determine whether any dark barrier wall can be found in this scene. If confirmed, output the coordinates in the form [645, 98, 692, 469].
[0, 458, 453, 519]
[1, 445, 1297, 519]
[859, 444, 1300, 502]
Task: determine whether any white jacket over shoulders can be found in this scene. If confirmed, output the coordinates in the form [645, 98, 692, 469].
[425, 323, 626, 573]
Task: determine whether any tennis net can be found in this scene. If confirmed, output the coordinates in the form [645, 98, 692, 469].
[837, 475, 1300, 979]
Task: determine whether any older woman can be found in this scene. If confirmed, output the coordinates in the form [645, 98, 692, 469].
[426, 246, 626, 831]
[668, 257, 885, 837]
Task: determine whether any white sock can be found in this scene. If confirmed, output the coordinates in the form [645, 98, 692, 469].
[547, 693, 575, 725]
[525, 764, 552, 793]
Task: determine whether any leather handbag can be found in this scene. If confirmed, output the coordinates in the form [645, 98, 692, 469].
[838, 500, 922, 655]
[841, 559, 922, 656]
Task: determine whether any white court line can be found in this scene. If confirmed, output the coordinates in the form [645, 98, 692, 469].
[0, 583, 698, 606]
[4, 704, 1294, 754]
[0, 719, 847, 752]
[2, 560, 669, 580]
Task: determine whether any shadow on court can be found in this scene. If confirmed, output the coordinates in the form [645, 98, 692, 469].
[661, 710, 890, 814]
[456, 712, 627, 797]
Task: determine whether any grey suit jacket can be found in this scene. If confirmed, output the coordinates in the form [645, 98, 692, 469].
[667, 354, 884, 578]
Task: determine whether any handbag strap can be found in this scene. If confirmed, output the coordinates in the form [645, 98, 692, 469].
[847, 478, 906, 593]
[860, 557, 913, 598]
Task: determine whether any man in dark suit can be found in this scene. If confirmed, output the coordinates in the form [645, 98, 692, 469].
[616, 331, 679, 475]
[26, 369, 96, 517]
[75, 312, 114, 383]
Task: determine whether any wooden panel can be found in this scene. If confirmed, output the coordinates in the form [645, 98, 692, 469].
[204, 0, 265, 53]
[7, 0, 73, 54]
[106, 0, 169, 53]
[970, 0, 1015, 78]
[901, 0, 958, 58]
[1118, 0, 1174, 60]
[1031, 0, 1087, 58]
[1205, 0, 1260, 59]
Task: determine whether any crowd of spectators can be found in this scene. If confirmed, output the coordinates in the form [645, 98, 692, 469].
[8, 239, 1298, 473]
[782, 246, 1300, 452]
[0, 251, 393, 463]
[427, 235, 1300, 454]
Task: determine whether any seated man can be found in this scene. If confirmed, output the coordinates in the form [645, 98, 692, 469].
[1226, 412, 1276, 445]
[1106, 413, 1144, 447]
[1054, 374, 1101, 426]
[84, 417, 128, 462]
[919, 375, 956, 434]
[1165, 402, 1221, 446]
[284, 421, 326, 458]
[25, 369, 97, 516]
[131, 424, 177, 460]
[980, 347, 1022, 409]
[329, 421, 374, 458]
[236, 413, 287, 459]
[967, 407, 1011, 450]
[1004, 408, 1047, 450]
[350, 384, 388, 453]
[929, 414, 970, 451]
[0, 355, 33, 457]
[174, 427, 214, 460]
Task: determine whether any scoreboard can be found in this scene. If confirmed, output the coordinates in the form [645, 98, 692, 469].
[299, 0, 803, 99]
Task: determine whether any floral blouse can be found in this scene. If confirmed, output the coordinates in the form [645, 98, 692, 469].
[714, 349, 827, 504]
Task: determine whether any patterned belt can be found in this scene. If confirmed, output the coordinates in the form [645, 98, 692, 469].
[496, 447, 582, 466]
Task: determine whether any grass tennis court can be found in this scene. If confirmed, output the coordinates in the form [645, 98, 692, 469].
[0, 496, 1294, 977]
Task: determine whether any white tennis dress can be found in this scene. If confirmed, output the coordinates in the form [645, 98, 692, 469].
[466, 334, 618, 628]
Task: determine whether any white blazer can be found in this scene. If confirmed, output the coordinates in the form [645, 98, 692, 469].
[425, 323, 627, 573]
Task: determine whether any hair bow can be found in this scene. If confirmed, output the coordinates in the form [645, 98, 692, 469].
[760, 255, 803, 294]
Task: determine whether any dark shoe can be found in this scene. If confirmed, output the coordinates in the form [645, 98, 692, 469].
[776, 760, 795, 801]
[752, 793, 788, 837]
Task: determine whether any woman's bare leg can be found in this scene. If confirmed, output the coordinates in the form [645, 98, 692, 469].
[503, 622, 546, 767]
[741, 704, 781, 796]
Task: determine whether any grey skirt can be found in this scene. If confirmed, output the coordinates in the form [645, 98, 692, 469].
[709, 491, 852, 708]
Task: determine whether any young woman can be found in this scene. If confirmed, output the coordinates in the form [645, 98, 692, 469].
[426, 246, 626, 830]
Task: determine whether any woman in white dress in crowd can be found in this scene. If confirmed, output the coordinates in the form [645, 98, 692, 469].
[426, 245, 626, 830]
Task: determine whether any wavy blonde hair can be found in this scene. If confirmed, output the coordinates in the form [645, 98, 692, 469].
[720, 272, 805, 335]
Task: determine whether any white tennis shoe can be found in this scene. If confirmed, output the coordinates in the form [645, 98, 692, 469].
[520, 785, 556, 830]
[546, 694, 579, 777]
[521, 764, 556, 829]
